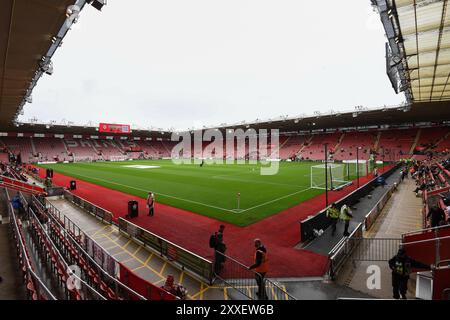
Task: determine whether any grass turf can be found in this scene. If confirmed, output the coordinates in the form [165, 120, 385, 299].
[39, 160, 358, 226]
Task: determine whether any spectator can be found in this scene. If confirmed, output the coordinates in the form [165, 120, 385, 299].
[10, 192, 22, 213]
[146, 191, 155, 217]
[248, 239, 268, 300]
[218, 224, 225, 241]
[427, 202, 446, 228]
[214, 234, 226, 274]
[161, 275, 188, 300]
[388, 248, 430, 300]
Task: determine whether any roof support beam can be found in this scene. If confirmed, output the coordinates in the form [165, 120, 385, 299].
[430, 0, 448, 100]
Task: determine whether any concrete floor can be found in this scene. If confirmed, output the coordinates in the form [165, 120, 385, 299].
[336, 176, 424, 299]
[48, 197, 373, 300]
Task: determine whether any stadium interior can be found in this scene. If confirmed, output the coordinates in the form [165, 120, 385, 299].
[0, 0, 450, 303]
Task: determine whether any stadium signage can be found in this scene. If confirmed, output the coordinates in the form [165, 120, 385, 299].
[99, 123, 131, 134]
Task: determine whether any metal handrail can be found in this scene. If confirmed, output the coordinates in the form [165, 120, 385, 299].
[64, 190, 112, 216]
[214, 251, 296, 300]
[31, 195, 147, 300]
[28, 206, 107, 300]
[401, 235, 450, 246]
[119, 217, 212, 264]
[402, 224, 450, 237]
[6, 190, 57, 300]
[16, 191, 106, 300]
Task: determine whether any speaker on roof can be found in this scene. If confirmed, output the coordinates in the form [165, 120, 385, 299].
[87, 0, 106, 11]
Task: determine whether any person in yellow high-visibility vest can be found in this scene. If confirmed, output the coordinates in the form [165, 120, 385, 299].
[326, 203, 340, 236]
[340, 204, 353, 237]
[248, 239, 268, 300]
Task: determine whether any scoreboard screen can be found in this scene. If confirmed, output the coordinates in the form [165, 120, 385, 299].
[99, 123, 131, 134]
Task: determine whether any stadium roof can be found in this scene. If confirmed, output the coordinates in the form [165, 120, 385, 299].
[9, 101, 450, 136]
[373, 0, 450, 103]
[0, 0, 92, 129]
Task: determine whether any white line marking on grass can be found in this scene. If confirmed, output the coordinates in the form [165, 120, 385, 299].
[58, 171, 313, 215]
[239, 188, 313, 213]
[62, 172, 236, 213]
[213, 175, 309, 189]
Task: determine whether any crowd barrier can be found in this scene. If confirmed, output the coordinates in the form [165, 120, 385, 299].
[63, 190, 113, 224]
[0, 175, 45, 195]
[118, 217, 214, 284]
[327, 223, 364, 279]
[364, 174, 401, 231]
[300, 163, 401, 242]
[118, 263, 177, 300]
[5, 189, 56, 300]
[32, 195, 148, 300]
[402, 225, 450, 267]
[214, 251, 296, 300]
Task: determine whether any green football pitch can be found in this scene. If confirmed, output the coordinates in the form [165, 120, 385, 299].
[40, 160, 359, 226]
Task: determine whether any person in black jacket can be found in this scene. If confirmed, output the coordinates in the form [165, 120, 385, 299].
[427, 204, 446, 228]
[388, 248, 430, 299]
[213, 234, 226, 274]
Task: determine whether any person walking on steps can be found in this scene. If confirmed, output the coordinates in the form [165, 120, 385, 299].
[340, 204, 353, 237]
[326, 203, 340, 236]
[388, 247, 431, 299]
[248, 239, 268, 300]
[147, 191, 155, 217]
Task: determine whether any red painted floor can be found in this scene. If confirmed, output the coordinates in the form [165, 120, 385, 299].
[36, 165, 390, 278]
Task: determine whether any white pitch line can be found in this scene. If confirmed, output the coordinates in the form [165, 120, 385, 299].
[238, 187, 313, 213]
[55, 171, 313, 215]
[59, 172, 236, 213]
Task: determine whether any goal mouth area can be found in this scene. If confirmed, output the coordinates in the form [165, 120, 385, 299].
[310, 163, 350, 190]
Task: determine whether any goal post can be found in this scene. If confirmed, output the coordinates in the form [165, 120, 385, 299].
[310, 163, 348, 190]
[73, 156, 93, 163]
[109, 155, 129, 162]
[342, 159, 374, 179]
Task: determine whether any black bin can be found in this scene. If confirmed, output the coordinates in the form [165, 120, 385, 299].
[128, 200, 138, 218]
[70, 180, 76, 190]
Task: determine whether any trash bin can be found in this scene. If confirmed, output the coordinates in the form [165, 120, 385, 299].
[70, 180, 76, 190]
[128, 200, 138, 218]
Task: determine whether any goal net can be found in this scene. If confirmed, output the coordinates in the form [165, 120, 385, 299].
[73, 156, 94, 163]
[110, 155, 129, 162]
[311, 164, 348, 190]
[342, 160, 374, 179]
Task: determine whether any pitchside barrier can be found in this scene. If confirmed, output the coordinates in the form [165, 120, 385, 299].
[118, 217, 214, 284]
[63, 190, 113, 224]
[299, 163, 401, 242]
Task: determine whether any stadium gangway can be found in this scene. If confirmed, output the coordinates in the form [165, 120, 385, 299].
[328, 222, 401, 279]
[0, 175, 45, 195]
[6, 189, 57, 300]
[213, 251, 296, 301]
[29, 194, 148, 300]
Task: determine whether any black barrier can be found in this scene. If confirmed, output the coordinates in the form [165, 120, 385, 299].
[118, 217, 214, 283]
[63, 190, 113, 224]
[45, 187, 65, 197]
[299, 163, 401, 242]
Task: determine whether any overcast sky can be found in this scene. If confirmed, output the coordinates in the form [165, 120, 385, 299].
[19, 0, 405, 131]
